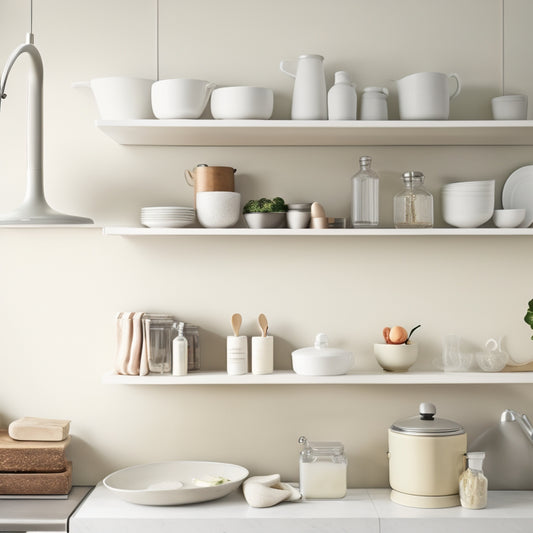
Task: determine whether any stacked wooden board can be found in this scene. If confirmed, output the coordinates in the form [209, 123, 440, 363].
[0, 418, 71, 495]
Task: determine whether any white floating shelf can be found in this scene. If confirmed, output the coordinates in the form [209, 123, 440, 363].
[103, 370, 533, 385]
[96, 119, 533, 146]
[103, 226, 533, 237]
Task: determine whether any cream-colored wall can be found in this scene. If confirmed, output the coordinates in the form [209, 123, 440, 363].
[0, 0, 532, 487]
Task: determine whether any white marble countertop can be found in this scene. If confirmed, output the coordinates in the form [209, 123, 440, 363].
[70, 483, 533, 533]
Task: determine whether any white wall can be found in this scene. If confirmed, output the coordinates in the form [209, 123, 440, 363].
[0, 0, 532, 487]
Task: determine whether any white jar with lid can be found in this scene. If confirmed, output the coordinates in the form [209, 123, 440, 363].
[298, 436, 347, 499]
[360, 87, 389, 120]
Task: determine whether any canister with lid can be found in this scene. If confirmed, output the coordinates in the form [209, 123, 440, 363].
[393, 171, 433, 228]
[298, 436, 347, 499]
[388, 402, 467, 508]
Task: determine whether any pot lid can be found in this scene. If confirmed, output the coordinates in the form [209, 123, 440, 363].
[391, 402, 465, 436]
[292, 333, 352, 358]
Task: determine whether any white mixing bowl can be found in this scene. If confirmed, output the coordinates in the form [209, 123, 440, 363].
[211, 87, 274, 119]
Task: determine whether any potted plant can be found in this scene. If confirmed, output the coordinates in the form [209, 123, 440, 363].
[243, 197, 288, 229]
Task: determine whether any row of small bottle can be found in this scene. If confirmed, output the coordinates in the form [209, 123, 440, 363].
[328, 71, 388, 121]
[351, 156, 434, 229]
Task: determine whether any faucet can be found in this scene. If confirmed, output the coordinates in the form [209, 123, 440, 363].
[0, 32, 92, 224]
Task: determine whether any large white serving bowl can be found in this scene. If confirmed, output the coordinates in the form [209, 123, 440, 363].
[103, 461, 249, 506]
[441, 187, 494, 228]
[211, 86, 274, 119]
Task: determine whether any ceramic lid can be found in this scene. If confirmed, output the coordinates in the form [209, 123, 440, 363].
[390, 402, 465, 436]
[292, 333, 351, 358]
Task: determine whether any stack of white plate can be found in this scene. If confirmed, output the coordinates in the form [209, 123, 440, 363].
[141, 206, 195, 228]
[441, 180, 495, 228]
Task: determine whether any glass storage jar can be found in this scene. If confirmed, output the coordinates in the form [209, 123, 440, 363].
[298, 436, 347, 499]
[143, 315, 176, 374]
[394, 171, 433, 228]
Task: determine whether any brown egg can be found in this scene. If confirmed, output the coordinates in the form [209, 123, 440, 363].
[389, 326, 408, 344]
[382, 327, 391, 344]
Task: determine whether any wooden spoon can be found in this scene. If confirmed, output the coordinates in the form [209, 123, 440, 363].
[258, 313, 268, 337]
[231, 313, 242, 337]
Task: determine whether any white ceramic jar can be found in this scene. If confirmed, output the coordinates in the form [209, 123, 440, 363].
[359, 87, 389, 120]
[327, 71, 357, 120]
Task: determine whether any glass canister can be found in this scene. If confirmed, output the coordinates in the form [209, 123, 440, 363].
[143, 315, 176, 374]
[183, 324, 200, 371]
[351, 155, 379, 227]
[298, 436, 347, 499]
[393, 171, 434, 228]
[459, 451, 488, 509]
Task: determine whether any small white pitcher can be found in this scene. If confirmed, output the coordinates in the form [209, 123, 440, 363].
[396, 72, 461, 120]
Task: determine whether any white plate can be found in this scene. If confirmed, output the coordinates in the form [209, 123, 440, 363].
[103, 461, 248, 506]
[141, 220, 194, 228]
[502, 165, 533, 227]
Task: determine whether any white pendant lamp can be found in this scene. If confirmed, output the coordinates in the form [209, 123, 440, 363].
[0, 0, 93, 225]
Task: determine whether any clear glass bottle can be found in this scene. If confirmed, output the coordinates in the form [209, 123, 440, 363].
[298, 436, 347, 499]
[393, 171, 433, 228]
[351, 155, 379, 227]
[459, 451, 488, 509]
[143, 315, 176, 374]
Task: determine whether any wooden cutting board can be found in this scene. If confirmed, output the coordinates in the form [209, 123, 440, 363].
[0, 430, 70, 472]
[0, 461, 72, 495]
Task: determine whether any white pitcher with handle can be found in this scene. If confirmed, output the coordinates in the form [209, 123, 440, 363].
[280, 54, 327, 120]
[396, 72, 461, 120]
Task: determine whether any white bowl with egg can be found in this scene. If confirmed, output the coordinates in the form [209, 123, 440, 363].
[103, 461, 249, 505]
[374, 343, 418, 372]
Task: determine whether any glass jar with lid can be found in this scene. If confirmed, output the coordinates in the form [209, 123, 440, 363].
[393, 171, 433, 228]
[298, 435, 347, 499]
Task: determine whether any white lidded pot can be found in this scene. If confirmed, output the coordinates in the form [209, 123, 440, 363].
[291, 333, 353, 376]
[388, 402, 467, 509]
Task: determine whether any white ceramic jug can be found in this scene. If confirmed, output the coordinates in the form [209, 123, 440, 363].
[396, 72, 461, 120]
[280, 54, 327, 120]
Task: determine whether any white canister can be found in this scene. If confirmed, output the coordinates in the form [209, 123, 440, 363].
[227, 335, 248, 375]
[388, 402, 467, 508]
[327, 71, 357, 120]
[251, 336, 274, 374]
[359, 87, 389, 120]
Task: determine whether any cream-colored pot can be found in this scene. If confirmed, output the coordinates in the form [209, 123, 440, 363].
[388, 402, 466, 508]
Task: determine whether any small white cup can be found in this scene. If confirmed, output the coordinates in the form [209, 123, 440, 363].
[196, 191, 241, 228]
[491, 94, 528, 120]
[251, 336, 274, 374]
[287, 210, 311, 229]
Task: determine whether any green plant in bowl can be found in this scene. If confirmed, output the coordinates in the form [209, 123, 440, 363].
[243, 197, 288, 228]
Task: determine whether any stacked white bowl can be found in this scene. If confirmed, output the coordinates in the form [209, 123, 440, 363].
[141, 206, 195, 228]
[441, 180, 495, 228]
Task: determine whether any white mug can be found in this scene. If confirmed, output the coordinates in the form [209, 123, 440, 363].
[396, 72, 461, 120]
